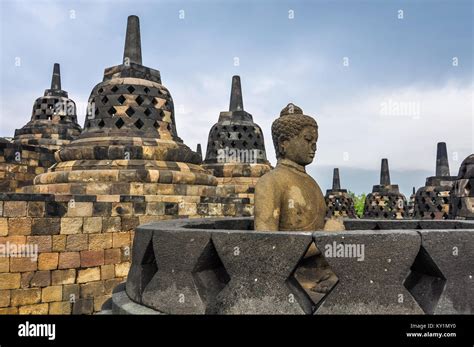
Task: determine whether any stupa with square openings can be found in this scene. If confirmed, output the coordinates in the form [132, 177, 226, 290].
[363, 158, 408, 219]
[24, 15, 250, 218]
[202, 76, 271, 201]
[0, 64, 80, 192]
[325, 168, 357, 218]
[414, 142, 457, 219]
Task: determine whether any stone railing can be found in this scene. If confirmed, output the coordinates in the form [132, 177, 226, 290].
[120, 217, 474, 314]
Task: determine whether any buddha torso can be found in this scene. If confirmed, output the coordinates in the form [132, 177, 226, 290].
[254, 159, 326, 231]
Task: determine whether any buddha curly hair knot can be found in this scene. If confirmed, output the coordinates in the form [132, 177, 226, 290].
[272, 106, 318, 159]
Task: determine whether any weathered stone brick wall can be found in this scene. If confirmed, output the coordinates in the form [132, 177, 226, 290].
[0, 143, 55, 193]
[0, 192, 252, 314]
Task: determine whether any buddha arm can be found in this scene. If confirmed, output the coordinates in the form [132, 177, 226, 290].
[254, 175, 281, 231]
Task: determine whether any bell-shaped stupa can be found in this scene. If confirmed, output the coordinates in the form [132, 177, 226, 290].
[14, 63, 82, 150]
[25, 16, 220, 208]
[363, 159, 408, 219]
[202, 75, 271, 199]
[414, 142, 457, 219]
[325, 168, 357, 218]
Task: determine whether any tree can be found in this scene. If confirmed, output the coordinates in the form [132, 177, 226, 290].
[348, 191, 366, 218]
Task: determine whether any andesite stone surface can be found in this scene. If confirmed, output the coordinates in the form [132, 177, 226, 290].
[450, 153, 474, 219]
[414, 142, 457, 219]
[325, 168, 357, 219]
[14, 63, 82, 151]
[363, 158, 408, 219]
[203, 75, 271, 199]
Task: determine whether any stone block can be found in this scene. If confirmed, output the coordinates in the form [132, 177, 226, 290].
[58, 252, 80, 269]
[27, 201, 45, 217]
[104, 248, 121, 264]
[49, 301, 71, 314]
[10, 257, 37, 272]
[52, 269, 76, 285]
[66, 234, 88, 251]
[61, 218, 83, 235]
[83, 217, 103, 234]
[11, 288, 41, 306]
[112, 232, 130, 248]
[32, 218, 60, 235]
[80, 250, 105, 267]
[115, 262, 130, 277]
[0, 289, 11, 307]
[77, 267, 101, 283]
[52, 235, 67, 251]
[89, 233, 112, 251]
[0, 218, 7, 236]
[102, 217, 121, 233]
[38, 252, 59, 270]
[3, 201, 27, 217]
[42, 285, 63, 302]
[80, 281, 105, 298]
[26, 236, 52, 252]
[19, 303, 48, 314]
[30, 271, 51, 287]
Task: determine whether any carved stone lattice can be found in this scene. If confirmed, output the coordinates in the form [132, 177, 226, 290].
[203, 76, 271, 197]
[363, 159, 408, 219]
[14, 63, 82, 151]
[325, 168, 357, 218]
[414, 143, 456, 219]
[24, 16, 217, 199]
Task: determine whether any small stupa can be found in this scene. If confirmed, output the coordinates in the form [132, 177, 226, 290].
[414, 142, 457, 219]
[202, 75, 271, 199]
[325, 168, 357, 218]
[363, 159, 408, 219]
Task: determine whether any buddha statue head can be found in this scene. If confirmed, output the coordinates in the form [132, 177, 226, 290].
[271, 103, 319, 166]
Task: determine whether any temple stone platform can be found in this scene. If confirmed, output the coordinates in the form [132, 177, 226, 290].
[108, 217, 474, 315]
[22, 16, 252, 218]
[0, 16, 252, 315]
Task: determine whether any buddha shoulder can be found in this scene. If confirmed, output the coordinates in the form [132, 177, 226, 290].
[255, 167, 287, 191]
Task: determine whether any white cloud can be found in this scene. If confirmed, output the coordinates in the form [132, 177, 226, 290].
[312, 81, 473, 173]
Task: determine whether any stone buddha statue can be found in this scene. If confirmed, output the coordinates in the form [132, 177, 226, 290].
[255, 103, 327, 231]
[255, 103, 339, 296]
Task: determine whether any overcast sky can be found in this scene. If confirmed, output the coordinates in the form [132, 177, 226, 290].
[0, 0, 472, 196]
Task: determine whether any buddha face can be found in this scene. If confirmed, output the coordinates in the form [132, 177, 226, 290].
[280, 126, 318, 166]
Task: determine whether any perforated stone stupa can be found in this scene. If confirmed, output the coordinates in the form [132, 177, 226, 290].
[363, 159, 408, 219]
[23, 16, 249, 217]
[202, 75, 271, 199]
[408, 187, 416, 218]
[0, 64, 79, 192]
[14, 63, 82, 151]
[414, 142, 457, 219]
[449, 153, 474, 219]
[325, 168, 357, 218]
